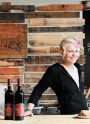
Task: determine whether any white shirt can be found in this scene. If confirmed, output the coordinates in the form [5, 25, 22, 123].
[67, 66, 79, 88]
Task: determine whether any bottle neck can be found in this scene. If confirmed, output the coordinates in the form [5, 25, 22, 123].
[8, 79, 12, 90]
[17, 79, 21, 90]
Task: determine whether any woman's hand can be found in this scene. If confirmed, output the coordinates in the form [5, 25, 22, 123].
[24, 109, 33, 117]
[24, 103, 34, 117]
[78, 110, 90, 116]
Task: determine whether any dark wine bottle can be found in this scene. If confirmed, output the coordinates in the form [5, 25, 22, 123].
[5, 79, 14, 120]
[15, 78, 24, 120]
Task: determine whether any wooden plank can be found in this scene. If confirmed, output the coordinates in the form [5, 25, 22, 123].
[25, 78, 40, 84]
[28, 39, 83, 47]
[28, 46, 84, 55]
[2, 2, 11, 13]
[36, 4, 84, 11]
[28, 32, 85, 41]
[28, 46, 61, 54]
[0, 59, 24, 66]
[0, 24, 27, 58]
[25, 56, 62, 64]
[40, 95, 57, 100]
[0, 13, 25, 23]
[25, 73, 44, 79]
[0, 68, 24, 75]
[25, 65, 49, 72]
[13, 83, 55, 94]
[0, 75, 24, 83]
[29, 18, 85, 26]
[0, 5, 35, 12]
[26, 12, 80, 18]
[28, 26, 84, 33]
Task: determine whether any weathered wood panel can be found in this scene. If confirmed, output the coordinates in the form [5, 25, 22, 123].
[25, 56, 61, 64]
[39, 100, 58, 106]
[25, 78, 40, 84]
[36, 4, 84, 11]
[0, 5, 35, 12]
[28, 46, 61, 54]
[29, 18, 85, 26]
[0, 68, 23, 75]
[25, 65, 49, 72]
[28, 32, 85, 41]
[25, 73, 44, 79]
[28, 26, 84, 33]
[0, 24, 27, 58]
[0, 13, 25, 23]
[13, 83, 55, 94]
[28, 39, 83, 47]
[28, 46, 84, 55]
[26, 12, 80, 18]
[0, 75, 24, 83]
[0, 59, 23, 66]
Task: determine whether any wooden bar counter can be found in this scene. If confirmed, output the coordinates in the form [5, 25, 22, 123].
[0, 115, 90, 124]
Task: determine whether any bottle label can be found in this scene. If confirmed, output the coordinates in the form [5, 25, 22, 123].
[5, 103, 13, 116]
[15, 103, 24, 116]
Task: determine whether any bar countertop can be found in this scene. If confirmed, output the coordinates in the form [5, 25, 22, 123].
[0, 115, 90, 124]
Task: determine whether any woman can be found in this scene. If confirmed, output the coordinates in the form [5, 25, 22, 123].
[25, 37, 88, 116]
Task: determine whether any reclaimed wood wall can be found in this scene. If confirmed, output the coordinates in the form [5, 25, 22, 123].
[0, 2, 86, 108]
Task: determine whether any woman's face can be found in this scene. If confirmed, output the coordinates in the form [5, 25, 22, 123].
[62, 42, 80, 64]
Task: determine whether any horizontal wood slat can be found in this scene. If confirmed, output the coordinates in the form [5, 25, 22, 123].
[25, 65, 49, 72]
[26, 12, 80, 18]
[14, 83, 55, 94]
[0, 68, 23, 75]
[25, 56, 61, 64]
[0, 59, 24, 66]
[36, 4, 84, 11]
[28, 39, 83, 47]
[29, 18, 85, 26]
[0, 5, 35, 12]
[0, 75, 24, 83]
[28, 46, 61, 54]
[25, 73, 44, 79]
[25, 78, 40, 84]
[28, 32, 85, 41]
[28, 47, 84, 55]
[0, 13, 25, 23]
[0, 24, 27, 58]
[28, 26, 84, 33]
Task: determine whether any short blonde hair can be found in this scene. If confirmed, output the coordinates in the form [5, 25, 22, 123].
[60, 37, 80, 50]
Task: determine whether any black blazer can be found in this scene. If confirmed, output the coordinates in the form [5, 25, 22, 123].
[28, 63, 88, 114]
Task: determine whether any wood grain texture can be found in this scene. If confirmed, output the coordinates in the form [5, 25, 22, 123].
[25, 56, 62, 64]
[36, 4, 84, 11]
[26, 12, 80, 18]
[0, 13, 25, 23]
[28, 26, 84, 33]
[0, 75, 24, 83]
[0, 59, 23, 66]
[0, 5, 35, 12]
[0, 68, 23, 75]
[28, 39, 83, 47]
[29, 18, 85, 26]
[25, 65, 49, 72]
[28, 32, 85, 41]
[0, 24, 27, 58]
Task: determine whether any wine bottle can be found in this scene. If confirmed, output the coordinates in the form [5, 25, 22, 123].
[5, 79, 14, 120]
[15, 78, 24, 120]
